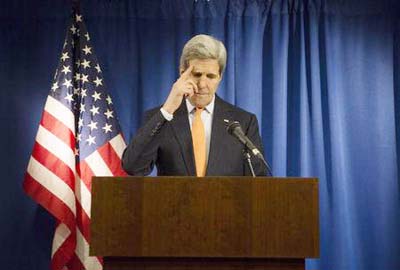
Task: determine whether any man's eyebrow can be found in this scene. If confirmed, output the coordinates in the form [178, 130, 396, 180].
[191, 70, 218, 76]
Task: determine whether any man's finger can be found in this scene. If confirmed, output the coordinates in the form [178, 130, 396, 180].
[186, 80, 198, 93]
[183, 87, 194, 98]
[180, 65, 194, 79]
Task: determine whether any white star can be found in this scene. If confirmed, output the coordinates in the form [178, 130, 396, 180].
[86, 135, 96, 145]
[82, 45, 92, 55]
[78, 118, 84, 128]
[64, 93, 74, 102]
[95, 64, 101, 73]
[102, 123, 112, 133]
[79, 103, 85, 112]
[61, 52, 69, 61]
[84, 32, 90, 41]
[74, 73, 81, 81]
[81, 88, 87, 97]
[63, 41, 67, 48]
[90, 105, 99, 116]
[92, 91, 101, 101]
[80, 74, 89, 84]
[74, 148, 79, 156]
[104, 109, 114, 119]
[73, 87, 80, 95]
[88, 120, 98, 131]
[93, 77, 103, 87]
[75, 60, 81, 67]
[70, 25, 77, 34]
[51, 81, 59, 92]
[61, 65, 71, 75]
[106, 95, 112, 104]
[81, 59, 90, 69]
[62, 79, 72, 88]
[76, 133, 82, 142]
[75, 14, 83, 22]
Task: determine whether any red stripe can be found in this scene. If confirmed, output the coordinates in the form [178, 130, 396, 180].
[98, 142, 126, 176]
[74, 164, 91, 243]
[66, 252, 86, 270]
[25, 104, 126, 270]
[23, 173, 76, 230]
[77, 160, 94, 191]
[27, 149, 92, 249]
[41, 110, 75, 149]
[31, 142, 75, 191]
[51, 232, 76, 270]
[75, 199, 91, 244]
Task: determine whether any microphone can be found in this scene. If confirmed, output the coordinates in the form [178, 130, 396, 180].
[226, 121, 273, 176]
[226, 121, 263, 159]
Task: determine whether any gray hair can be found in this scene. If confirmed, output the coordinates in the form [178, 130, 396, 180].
[179, 34, 227, 75]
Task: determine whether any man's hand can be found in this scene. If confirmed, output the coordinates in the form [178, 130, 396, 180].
[162, 65, 198, 114]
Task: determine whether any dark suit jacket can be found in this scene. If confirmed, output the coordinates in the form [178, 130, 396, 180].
[122, 95, 268, 176]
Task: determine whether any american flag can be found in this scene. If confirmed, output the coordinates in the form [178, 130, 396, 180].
[23, 6, 126, 270]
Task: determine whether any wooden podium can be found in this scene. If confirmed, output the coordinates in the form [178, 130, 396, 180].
[90, 177, 319, 270]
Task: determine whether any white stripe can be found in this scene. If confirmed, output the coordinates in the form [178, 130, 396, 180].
[75, 174, 92, 218]
[44, 95, 75, 134]
[36, 125, 75, 171]
[76, 228, 103, 270]
[85, 151, 113, 176]
[27, 157, 76, 215]
[51, 223, 71, 257]
[109, 134, 126, 158]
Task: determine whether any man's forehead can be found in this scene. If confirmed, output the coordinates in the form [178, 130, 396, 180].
[191, 68, 219, 75]
[190, 59, 219, 73]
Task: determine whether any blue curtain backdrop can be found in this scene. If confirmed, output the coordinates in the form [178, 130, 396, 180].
[1, 0, 399, 269]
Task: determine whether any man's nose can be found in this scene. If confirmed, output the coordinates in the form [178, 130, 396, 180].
[197, 76, 207, 88]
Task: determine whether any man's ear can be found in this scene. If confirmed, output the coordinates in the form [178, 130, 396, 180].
[179, 68, 185, 75]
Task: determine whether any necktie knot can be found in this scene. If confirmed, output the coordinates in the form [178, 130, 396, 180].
[194, 107, 204, 116]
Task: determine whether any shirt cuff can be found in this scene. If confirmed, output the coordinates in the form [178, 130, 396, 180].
[160, 107, 173, 121]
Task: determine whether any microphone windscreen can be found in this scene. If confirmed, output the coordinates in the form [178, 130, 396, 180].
[226, 121, 241, 135]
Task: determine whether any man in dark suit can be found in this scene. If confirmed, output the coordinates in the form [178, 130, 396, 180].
[122, 34, 268, 176]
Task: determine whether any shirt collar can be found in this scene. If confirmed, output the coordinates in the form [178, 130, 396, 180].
[185, 95, 215, 114]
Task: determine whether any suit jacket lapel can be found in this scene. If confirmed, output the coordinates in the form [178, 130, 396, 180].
[206, 96, 233, 175]
[170, 101, 196, 175]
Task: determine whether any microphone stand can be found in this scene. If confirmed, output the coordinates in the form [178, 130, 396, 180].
[243, 150, 256, 177]
[243, 149, 273, 177]
[258, 154, 273, 177]
[226, 120, 273, 177]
